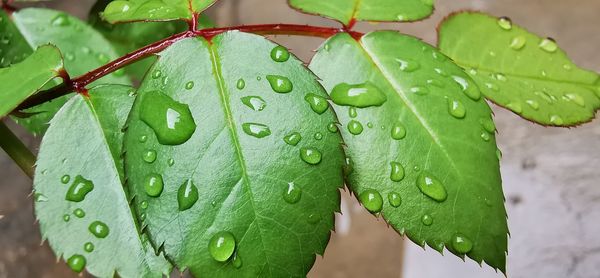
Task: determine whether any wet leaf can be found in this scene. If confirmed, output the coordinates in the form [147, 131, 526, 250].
[103, 0, 217, 23]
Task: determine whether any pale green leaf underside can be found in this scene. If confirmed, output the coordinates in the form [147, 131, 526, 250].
[103, 0, 217, 23]
[0, 8, 131, 134]
[310, 31, 508, 271]
[288, 0, 434, 26]
[33, 85, 171, 277]
[0, 45, 62, 119]
[438, 12, 600, 126]
[124, 32, 345, 277]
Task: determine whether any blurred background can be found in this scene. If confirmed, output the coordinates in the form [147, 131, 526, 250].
[1, 0, 599, 277]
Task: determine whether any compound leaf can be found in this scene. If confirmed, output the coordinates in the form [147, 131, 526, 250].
[0, 45, 63, 119]
[33, 85, 172, 277]
[123, 31, 345, 277]
[438, 12, 600, 126]
[0, 8, 131, 134]
[288, 0, 434, 26]
[310, 31, 508, 272]
[103, 0, 217, 23]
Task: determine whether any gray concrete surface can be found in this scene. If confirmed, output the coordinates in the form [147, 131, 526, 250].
[1, 0, 599, 277]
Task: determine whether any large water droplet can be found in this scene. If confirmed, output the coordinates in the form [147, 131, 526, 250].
[65, 175, 94, 202]
[241, 96, 266, 111]
[347, 120, 364, 135]
[510, 36, 526, 50]
[388, 192, 402, 207]
[266, 75, 293, 93]
[89, 221, 109, 238]
[140, 91, 196, 145]
[390, 162, 405, 182]
[330, 82, 387, 108]
[452, 76, 481, 101]
[448, 99, 466, 119]
[67, 254, 86, 273]
[177, 180, 199, 211]
[391, 122, 407, 140]
[304, 93, 329, 114]
[283, 182, 302, 204]
[144, 173, 164, 197]
[270, 45, 290, 62]
[143, 149, 157, 163]
[539, 38, 558, 53]
[421, 214, 433, 226]
[396, 58, 420, 72]
[565, 93, 585, 107]
[242, 123, 271, 138]
[451, 234, 473, 254]
[497, 16, 512, 30]
[359, 189, 383, 213]
[209, 231, 236, 262]
[416, 173, 447, 202]
[300, 147, 322, 165]
[284, 132, 302, 146]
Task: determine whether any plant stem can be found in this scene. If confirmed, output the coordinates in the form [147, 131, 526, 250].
[15, 24, 363, 111]
[0, 121, 35, 179]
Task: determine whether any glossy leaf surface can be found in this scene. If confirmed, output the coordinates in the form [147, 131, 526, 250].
[103, 0, 217, 23]
[33, 85, 171, 277]
[0, 8, 131, 134]
[288, 0, 434, 26]
[438, 12, 600, 126]
[310, 31, 508, 271]
[124, 32, 345, 277]
[0, 45, 63, 119]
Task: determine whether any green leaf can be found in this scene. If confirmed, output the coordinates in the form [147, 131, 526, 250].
[288, 0, 434, 26]
[103, 0, 217, 23]
[33, 85, 172, 277]
[438, 12, 600, 126]
[309, 31, 508, 272]
[123, 32, 345, 277]
[0, 45, 63, 119]
[0, 8, 131, 134]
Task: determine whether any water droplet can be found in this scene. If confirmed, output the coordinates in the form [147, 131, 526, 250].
[539, 37, 558, 53]
[208, 231, 236, 262]
[359, 189, 383, 213]
[343, 157, 354, 176]
[534, 91, 555, 103]
[65, 52, 75, 61]
[144, 173, 164, 197]
[330, 82, 387, 108]
[84, 242, 94, 253]
[168, 158, 175, 166]
[480, 132, 491, 142]
[97, 53, 110, 64]
[266, 75, 293, 93]
[489, 51, 497, 57]
[300, 147, 322, 165]
[409, 86, 429, 95]
[284, 132, 302, 146]
[496, 148, 503, 160]
[232, 253, 243, 268]
[451, 234, 473, 254]
[421, 214, 433, 226]
[242, 123, 271, 138]
[451, 76, 481, 101]
[304, 93, 329, 114]
[550, 115, 564, 125]
[283, 182, 302, 204]
[447, 99, 466, 119]
[497, 16, 512, 30]
[34, 192, 48, 202]
[416, 173, 447, 202]
[391, 122, 407, 140]
[241, 96, 266, 111]
[307, 213, 321, 224]
[139, 135, 147, 143]
[152, 70, 162, 79]
[468, 68, 478, 75]
[113, 69, 125, 76]
[51, 13, 70, 26]
[485, 82, 499, 91]
[236, 79, 245, 90]
[65, 176, 94, 202]
[327, 123, 338, 133]
[140, 201, 149, 209]
[480, 117, 496, 133]
[89, 221, 109, 238]
[348, 107, 358, 118]
[270, 45, 290, 62]
[142, 149, 157, 163]
[314, 132, 323, 140]
[565, 93, 585, 107]
[347, 120, 364, 135]
[177, 180, 199, 211]
[396, 58, 420, 72]
[427, 79, 444, 88]
[67, 254, 86, 273]
[510, 36, 526, 50]
[506, 102, 523, 114]
[525, 99, 540, 110]
[388, 192, 402, 207]
[185, 81, 195, 90]
[63, 214, 70, 222]
[390, 162, 405, 182]
[491, 73, 507, 82]
[140, 91, 196, 145]
[74, 208, 85, 218]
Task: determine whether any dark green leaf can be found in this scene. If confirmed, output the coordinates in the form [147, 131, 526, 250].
[288, 0, 434, 26]
[0, 45, 63, 119]
[124, 31, 345, 277]
[33, 85, 172, 277]
[103, 0, 217, 23]
[310, 31, 508, 272]
[0, 8, 131, 134]
[438, 12, 600, 126]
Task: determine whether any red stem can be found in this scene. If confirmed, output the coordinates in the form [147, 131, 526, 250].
[15, 24, 363, 111]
